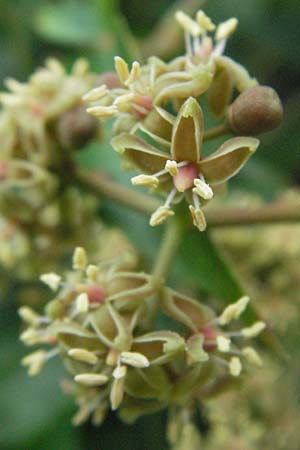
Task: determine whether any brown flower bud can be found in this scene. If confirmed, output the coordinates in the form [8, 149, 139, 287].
[55, 105, 99, 150]
[227, 86, 283, 135]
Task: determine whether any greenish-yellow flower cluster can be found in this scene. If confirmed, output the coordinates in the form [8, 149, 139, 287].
[20, 247, 264, 426]
[0, 58, 102, 277]
[85, 10, 282, 231]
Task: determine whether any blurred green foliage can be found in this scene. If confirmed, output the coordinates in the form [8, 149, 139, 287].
[0, 0, 299, 449]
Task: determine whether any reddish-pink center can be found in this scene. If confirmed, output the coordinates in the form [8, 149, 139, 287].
[201, 325, 218, 352]
[173, 163, 199, 192]
[87, 285, 106, 304]
[132, 95, 153, 118]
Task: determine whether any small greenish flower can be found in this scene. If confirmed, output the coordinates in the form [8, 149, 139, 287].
[112, 97, 259, 231]
[160, 289, 265, 377]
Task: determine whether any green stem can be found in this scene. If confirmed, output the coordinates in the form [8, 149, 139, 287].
[152, 218, 183, 279]
[203, 123, 229, 141]
[148, 218, 183, 326]
[74, 168, 160, 215]
[206, 201, 300, 227]
[75, 169, 300, 226]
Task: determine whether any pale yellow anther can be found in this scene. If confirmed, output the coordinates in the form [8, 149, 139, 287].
[193, 178, 214, 200]
[229, 356, 242, 376]
[216, 335, 231, 353]
[86, 105, 118, 117]
[4, 78, 25, 94]
[18, 307, 40, 326]
[0, 93, 22, 107]
[165, 160, 178, 176]
[218, 295, 250, 325]
[86, 264, 99, 282]
[45, 58, 65, 75]
[241, 321, 266, 338]
[82, 85, 108, 102]
[74, 373, 109, 386]
[242, 347, 263, 367]
[113, 93, 135, 106]
[72, 57, 89, 76]
[40, 272, 61, 291]
[20, 328, 41, 345]
[175, 11, 202, 37]
[150, 206, 174, 227]
[68, 348, 98, 365]
[216, 18, 238, 41]
[72, 247, 87, 270]
[125, 61, 141, 86]
[114, 56, 129, 84]
[113, 365, 127, 379]
[75, 293, 89, 313]
[120, 352, 150, 368]
[131, 174, 159, 189]
[22, 350, 47, 376]
[189, 205, 207, 232]
[196, 11, 216, 32]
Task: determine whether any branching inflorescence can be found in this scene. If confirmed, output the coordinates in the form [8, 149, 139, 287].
[12, 8, 286, 449]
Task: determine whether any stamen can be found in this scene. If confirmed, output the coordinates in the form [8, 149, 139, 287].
[124, 61, 141, 86]
[196, 11, 216, 32]
[74, 373, 109, 386]
[218, 296, 250, 326]
[82, 85, 108, 102]
[189, 193, 207, 232]
[242, 347, 263, 367]
[241, 321, 266, 338]
[216, 18, 238, 41]
[114, 56, 129, 84]
[193, 178, 214, 200]
[229, 356, 242, 376]
[165, 160, 178, 176]
[73, 247, 87, 270]
[165, 187, 177, 207]
[150, 205, 174, 227]
[86, 105, 118, 117]
[120, 352, 150, 368]
[131, 174, 159, 189]
[216, 335, 231, 353]
[113, 93, 135, 106]
[175, 11, 202, 37]
[68, 348, 98, 365]
[39, 272, 61, 291]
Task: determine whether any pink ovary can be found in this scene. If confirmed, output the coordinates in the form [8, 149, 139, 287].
[173, 163, 199, 192]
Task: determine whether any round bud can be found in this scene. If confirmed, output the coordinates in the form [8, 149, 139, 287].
[227, 86, 283, 135]
[55, 105, 99, 150]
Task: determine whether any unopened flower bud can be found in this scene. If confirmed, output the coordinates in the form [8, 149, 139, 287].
[227, 86, 283, 135]
[55, 105, 99, 150]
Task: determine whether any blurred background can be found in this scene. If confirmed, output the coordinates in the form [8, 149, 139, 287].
[0, 0, 299, 449]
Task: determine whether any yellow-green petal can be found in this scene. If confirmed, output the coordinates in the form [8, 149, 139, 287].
[111, 133, 169, 174]
[199, 136, 259, 185]
[171, 97, 204, 163]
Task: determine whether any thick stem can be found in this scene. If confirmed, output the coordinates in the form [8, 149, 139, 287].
[75, 169, 160, 215]
[152, 218, 183, 279]
[206, 201, 300, 227]
[203, 123, 229, 141]
[75, 169, 300, 226]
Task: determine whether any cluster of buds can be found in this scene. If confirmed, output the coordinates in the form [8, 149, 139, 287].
[85, 10, 282, 232]
[0, 59, 102, 276]
[20, 247, 265, 427]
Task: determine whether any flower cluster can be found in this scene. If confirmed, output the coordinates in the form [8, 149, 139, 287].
[20, 247, 265, 427]
[85, 10, 282, 231]
[0, 59, 102, 277]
